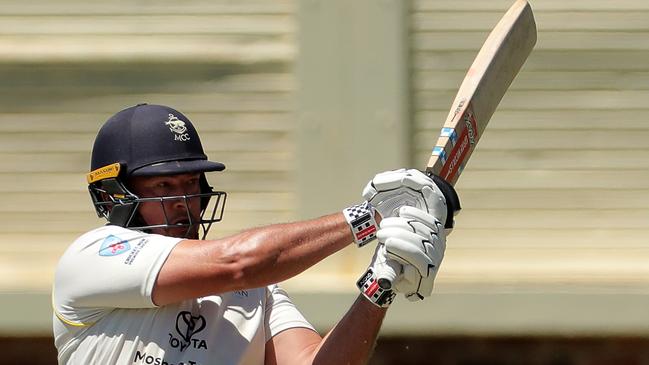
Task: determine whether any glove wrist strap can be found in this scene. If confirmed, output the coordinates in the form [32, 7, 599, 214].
[357, 267, 395, 308]
[343, 202, 378, 247]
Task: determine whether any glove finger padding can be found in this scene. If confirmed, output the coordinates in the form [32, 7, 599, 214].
[378, 207, 445, 276]
[379, 206, 447, 301]
[362, 169, 448, 223]
[406, 209, 445, 256]
[381, 235, 435, 277]
[419, 184, 448, 225]
[363, 169, 446, 218]
[396, 169, 437, 191]
[381, 207, 441, 235]
[363, 169, 432, 201]
[363, 168, 407, 193]
[399, 205, 446, 267]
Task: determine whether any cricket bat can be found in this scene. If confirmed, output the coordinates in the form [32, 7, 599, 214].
[379, 0, 537, 290]
[428, 0, 536, 184]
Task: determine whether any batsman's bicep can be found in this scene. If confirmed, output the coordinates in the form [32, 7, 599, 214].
[152, 239, 216, 306]
[151, 240, 230, 306]
[152, 238, 251, 306]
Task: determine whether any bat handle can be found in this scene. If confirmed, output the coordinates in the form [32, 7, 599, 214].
[376, 259, 401, 290]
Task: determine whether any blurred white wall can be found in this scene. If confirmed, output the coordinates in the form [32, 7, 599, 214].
[0, 0, 648, 336]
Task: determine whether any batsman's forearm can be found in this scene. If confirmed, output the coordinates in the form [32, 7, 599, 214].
[217, 213, 352, 288]
[153, 212, 354, 305]
[309, 295, 387, 365]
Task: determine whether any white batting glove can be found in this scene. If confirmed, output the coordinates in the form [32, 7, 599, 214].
[345, 169, 456, 248]
[357, 206, 446, 306]
[362, 169, 448, 224]
[381, 206, 446, 301]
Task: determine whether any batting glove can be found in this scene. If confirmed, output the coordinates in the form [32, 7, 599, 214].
[345, 169, 459, 248]
[357, 206, 446, 306]
[362, 169, 449, 226]
[382, 206, 446, 301]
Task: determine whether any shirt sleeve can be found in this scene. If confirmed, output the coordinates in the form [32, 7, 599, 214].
[53, 226, 182, 325]
[264, 284, 317, 341]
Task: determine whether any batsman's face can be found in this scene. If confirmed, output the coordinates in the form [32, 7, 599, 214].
[128, 173, 202, 239]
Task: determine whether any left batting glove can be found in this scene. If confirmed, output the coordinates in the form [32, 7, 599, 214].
[363, 169, 454, 227]
[344, 168, 459, 247]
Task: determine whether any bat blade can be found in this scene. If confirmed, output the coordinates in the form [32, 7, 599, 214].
[376, 0, 537, 291]
[427, 0, 537, 185]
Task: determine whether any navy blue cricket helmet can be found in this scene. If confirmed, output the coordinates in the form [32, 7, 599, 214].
[87, 103, 227, 239]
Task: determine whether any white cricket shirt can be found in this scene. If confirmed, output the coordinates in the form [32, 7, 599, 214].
[52, 225, 316, 365]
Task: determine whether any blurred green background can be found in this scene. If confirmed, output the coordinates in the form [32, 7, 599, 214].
[1, 0, 649, 363]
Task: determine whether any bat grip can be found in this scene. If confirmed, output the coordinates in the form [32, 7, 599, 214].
[376, 259, 401, 290]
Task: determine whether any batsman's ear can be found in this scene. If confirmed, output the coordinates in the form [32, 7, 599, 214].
[428, 173, 461, 229]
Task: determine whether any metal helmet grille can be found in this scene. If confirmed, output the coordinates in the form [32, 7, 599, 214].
[88, 178, 227, 240]
[128, 192, 227, 239]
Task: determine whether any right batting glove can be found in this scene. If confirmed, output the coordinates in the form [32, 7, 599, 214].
[357, 206, 447, 306]
[381, 206, 446, 301]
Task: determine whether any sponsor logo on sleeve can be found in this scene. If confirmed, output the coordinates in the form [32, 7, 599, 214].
[98, 235, 131, 256]
[124, 238, 149, 265]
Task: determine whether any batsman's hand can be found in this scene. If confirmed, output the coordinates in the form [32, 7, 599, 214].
[357, 206, 446, 306]
[363, 169, 448, 224]
[381, 206, 446, 301]
[346, 168, 457, 247]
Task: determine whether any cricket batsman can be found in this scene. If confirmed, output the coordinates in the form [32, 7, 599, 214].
[52, 103, 457, 365]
